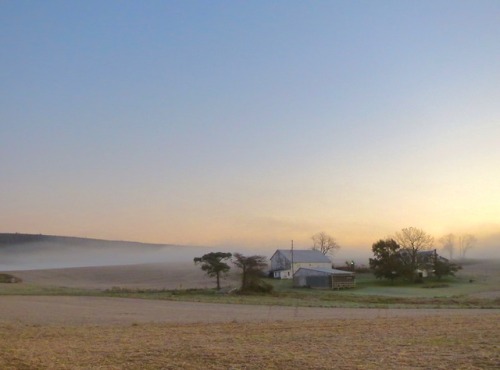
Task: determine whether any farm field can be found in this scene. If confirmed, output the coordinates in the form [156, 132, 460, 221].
[2, 259, 499, 308]
[2, 262, 223, 290]
[1, 313, 498, 369]
[2, 295, 498, 326]
[1, 259, 499, 368]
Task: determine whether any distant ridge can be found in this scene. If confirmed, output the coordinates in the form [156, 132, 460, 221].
[0, 233, 215, 271]
[0, 233, 173, 249]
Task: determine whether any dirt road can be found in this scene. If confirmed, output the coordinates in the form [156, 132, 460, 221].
[1, 296, 498, 326]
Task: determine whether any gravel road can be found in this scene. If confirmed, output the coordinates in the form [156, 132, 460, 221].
[1, 296, 497, 326]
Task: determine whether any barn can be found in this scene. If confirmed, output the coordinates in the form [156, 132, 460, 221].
[293, 267, 355, 289]
[270, 249, 332, 279]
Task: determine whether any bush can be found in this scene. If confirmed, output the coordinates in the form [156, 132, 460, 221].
[239, 281, 274, 294]
[422, 282, 449, 289]
[0, 273, 22, 283]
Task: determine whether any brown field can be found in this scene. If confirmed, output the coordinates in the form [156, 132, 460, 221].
[2, 296, 498, 326]
[8, 262, 230, 290]
[1, 260, 499, 368]
[1, 313, 498, 369]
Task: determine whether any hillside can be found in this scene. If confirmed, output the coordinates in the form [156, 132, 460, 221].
[0, 233, 213, 271]
[0, 233, 170, 249]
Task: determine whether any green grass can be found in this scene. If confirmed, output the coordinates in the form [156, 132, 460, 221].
[0, 283, 102, 296]
[263, 275, 499, 308]
[101, 281, 499, 308]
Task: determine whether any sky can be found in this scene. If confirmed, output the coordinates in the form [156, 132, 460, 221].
[1, 1, 499, 259]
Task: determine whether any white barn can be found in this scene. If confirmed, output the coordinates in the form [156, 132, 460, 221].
[270, 249, 332, 279]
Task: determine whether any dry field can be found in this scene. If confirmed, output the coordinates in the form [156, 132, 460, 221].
[0, 296, 499, 369]
[8, 262, 232, 290]
[1, 313, 498, 369]
[2, 296, 498, 326]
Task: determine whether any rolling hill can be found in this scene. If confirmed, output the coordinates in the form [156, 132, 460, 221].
[0, 233, 213, 271]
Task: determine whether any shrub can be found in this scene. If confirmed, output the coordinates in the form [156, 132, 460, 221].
[239, 280, 274, 294]
[0, 273, 22, 283]
[422, 282, 449, 289]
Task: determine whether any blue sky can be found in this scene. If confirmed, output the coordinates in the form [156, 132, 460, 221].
[1, 1, 499, 257]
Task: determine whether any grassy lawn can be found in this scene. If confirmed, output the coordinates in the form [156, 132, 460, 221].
[335, 273, 495, 298]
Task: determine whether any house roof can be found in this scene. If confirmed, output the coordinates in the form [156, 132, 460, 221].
[417, 250, 435, 255]
[272, 249, 331, 263]
[400, 249, 449, 262]
[295, 267, 354, 275]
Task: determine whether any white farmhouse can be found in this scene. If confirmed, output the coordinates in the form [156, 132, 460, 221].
[270, 249, 332, 279]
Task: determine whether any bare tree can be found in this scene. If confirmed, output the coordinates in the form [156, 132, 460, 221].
[311, 232, 340, 257]
[439, 233, 455, 260]
[457, 234, 477, 259]
[394, 227, 434, 278]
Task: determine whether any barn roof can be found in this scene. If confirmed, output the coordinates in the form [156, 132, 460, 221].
[272, 249, 331, 263]
[295, 267, 354, 275]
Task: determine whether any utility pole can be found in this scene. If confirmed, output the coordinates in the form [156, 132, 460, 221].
[291, 240, 294, 276]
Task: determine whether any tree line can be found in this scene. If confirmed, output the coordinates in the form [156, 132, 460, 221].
[439, 233, 477, 260]
[369, 227, 465, 283]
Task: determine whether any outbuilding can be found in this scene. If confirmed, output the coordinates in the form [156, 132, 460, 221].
[293, 267, 355, 289]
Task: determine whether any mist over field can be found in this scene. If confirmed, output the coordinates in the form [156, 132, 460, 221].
[0, 240, 209, 271]
[475, 233, 500, 258]
[0, 235, 277, 271]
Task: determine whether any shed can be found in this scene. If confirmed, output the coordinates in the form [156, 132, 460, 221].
[293, 267, 355, 289]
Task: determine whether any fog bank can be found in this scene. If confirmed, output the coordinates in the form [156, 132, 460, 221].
[0, 241, 217, 271]
[0, 235, 280, 271]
